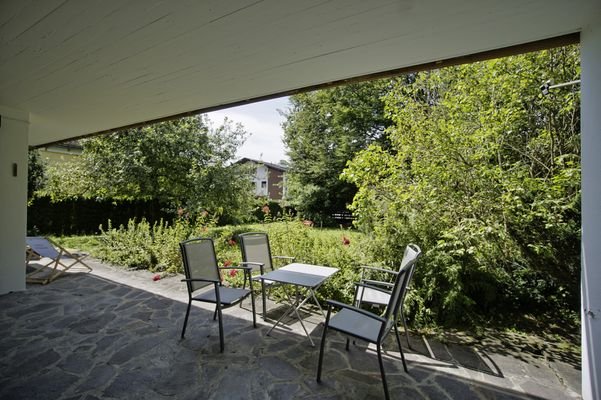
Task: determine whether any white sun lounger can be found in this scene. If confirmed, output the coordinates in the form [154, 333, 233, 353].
[25, 236, 92, 284]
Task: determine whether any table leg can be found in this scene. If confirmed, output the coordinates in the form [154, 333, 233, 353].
[308, 289, 326, 318]
[266, 287, 316, 346]
[266, 289, 299, 336]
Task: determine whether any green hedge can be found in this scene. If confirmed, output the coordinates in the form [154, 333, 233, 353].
[27, 196, 172, 235]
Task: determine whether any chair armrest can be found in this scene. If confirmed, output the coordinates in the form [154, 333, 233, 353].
[360, 279, 394, 289]
[359, 265, 398, 275]
[354, 282, 394, 296]
[219, 265, 253, 271]
[239, 261, 265, 274]
[240, 261, 264, 267]
[326, 299, 386, 322]
[181, 278, 220, 283]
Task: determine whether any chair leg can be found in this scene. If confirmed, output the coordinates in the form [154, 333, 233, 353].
[394, 324, 409, 373]
[250, 280, 257, 328]
[345, 337, 350, 351]
[400, 309, 412, 349]
[213, 306, 218, 321]
[240, 275, 248, 308]
[217, 304, 224, 353]
[261, 280, 267, 320]
[181, 300, 192, 339]
[211, 284, 225, 352]
[377, 343, 390, 400]
[317, 310, 332, 383]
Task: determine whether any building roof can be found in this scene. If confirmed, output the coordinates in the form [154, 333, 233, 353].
[236, 157, 288, 172]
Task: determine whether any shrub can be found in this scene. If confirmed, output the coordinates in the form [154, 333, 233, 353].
[343, 46, 581, 327]
[95, 216, 367, 305]
[98, 219, 154, 270]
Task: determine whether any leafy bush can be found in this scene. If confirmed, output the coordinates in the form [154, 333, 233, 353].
[98, 219, 155, 270]
[95, 216, 367, 304]
[251, 200, 284, 222]
[343, 46, 581, 327]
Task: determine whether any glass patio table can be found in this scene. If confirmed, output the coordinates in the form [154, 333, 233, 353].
[258, 263, 339, 346]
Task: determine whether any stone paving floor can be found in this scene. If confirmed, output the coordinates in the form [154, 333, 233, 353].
[0, 258, 581, 399]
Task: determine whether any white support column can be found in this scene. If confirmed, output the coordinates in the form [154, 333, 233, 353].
[581, 14, 601, 400]
[0, 107, 29, 295]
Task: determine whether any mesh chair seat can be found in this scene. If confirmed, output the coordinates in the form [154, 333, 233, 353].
[193, 287, 252, 305]
[328, 308, 383, 343]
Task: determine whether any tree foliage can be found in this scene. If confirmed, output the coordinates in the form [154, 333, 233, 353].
[41, 116, 255, 224]
[282, 81, 393, 224]
[28, 149, 46, 201]
[343, 46, 581, 326]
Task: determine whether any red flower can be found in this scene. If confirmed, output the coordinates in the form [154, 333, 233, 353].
[152, 274, 161, 281]
[342, 236, 350, 246]
[223, 259, 233, 267]
[228, 269, 238, 277]
[262, 205, 270, 215]
[228, 239, 236, 246]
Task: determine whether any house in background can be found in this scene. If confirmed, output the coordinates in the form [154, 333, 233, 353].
[237, 158, 287, 200]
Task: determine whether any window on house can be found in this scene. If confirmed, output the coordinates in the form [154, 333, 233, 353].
[261, 181, 267, 189]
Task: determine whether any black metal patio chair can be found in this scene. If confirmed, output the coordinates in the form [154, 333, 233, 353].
[238, 232, 295, 318]
[180, 237, 256, 352]
[353, 244, 421, 348]
[316, 244, 421, 400]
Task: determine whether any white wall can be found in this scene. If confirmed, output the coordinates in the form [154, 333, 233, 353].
[0, 107, 29, 294]
[253, 165, 269, 197]
[581, 14, 601, 400]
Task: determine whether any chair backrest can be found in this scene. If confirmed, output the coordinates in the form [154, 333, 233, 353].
[381, 244, 421, 336]
[180, 238, 221, 293]
[26, 237, 60, 259]
[238, 232, 273, 272]
[399, 244, 420, 312]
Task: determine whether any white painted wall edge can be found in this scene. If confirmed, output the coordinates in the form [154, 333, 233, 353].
[0, 105, 29, 294]
[580, 13, 601, 400]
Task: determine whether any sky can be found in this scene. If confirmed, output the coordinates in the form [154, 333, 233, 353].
[206, 97, 290, 165]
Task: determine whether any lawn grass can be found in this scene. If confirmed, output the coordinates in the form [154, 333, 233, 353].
[51, 234, 103, 255]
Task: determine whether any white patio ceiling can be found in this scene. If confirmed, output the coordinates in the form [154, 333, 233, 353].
[1, 0, 598, 146]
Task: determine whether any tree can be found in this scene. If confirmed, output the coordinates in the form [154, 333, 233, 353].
[27, 149, 46, 202]
[41, 115, 255, 224]
[343, 46, 581, 325]
[282, 81, 393, 225]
